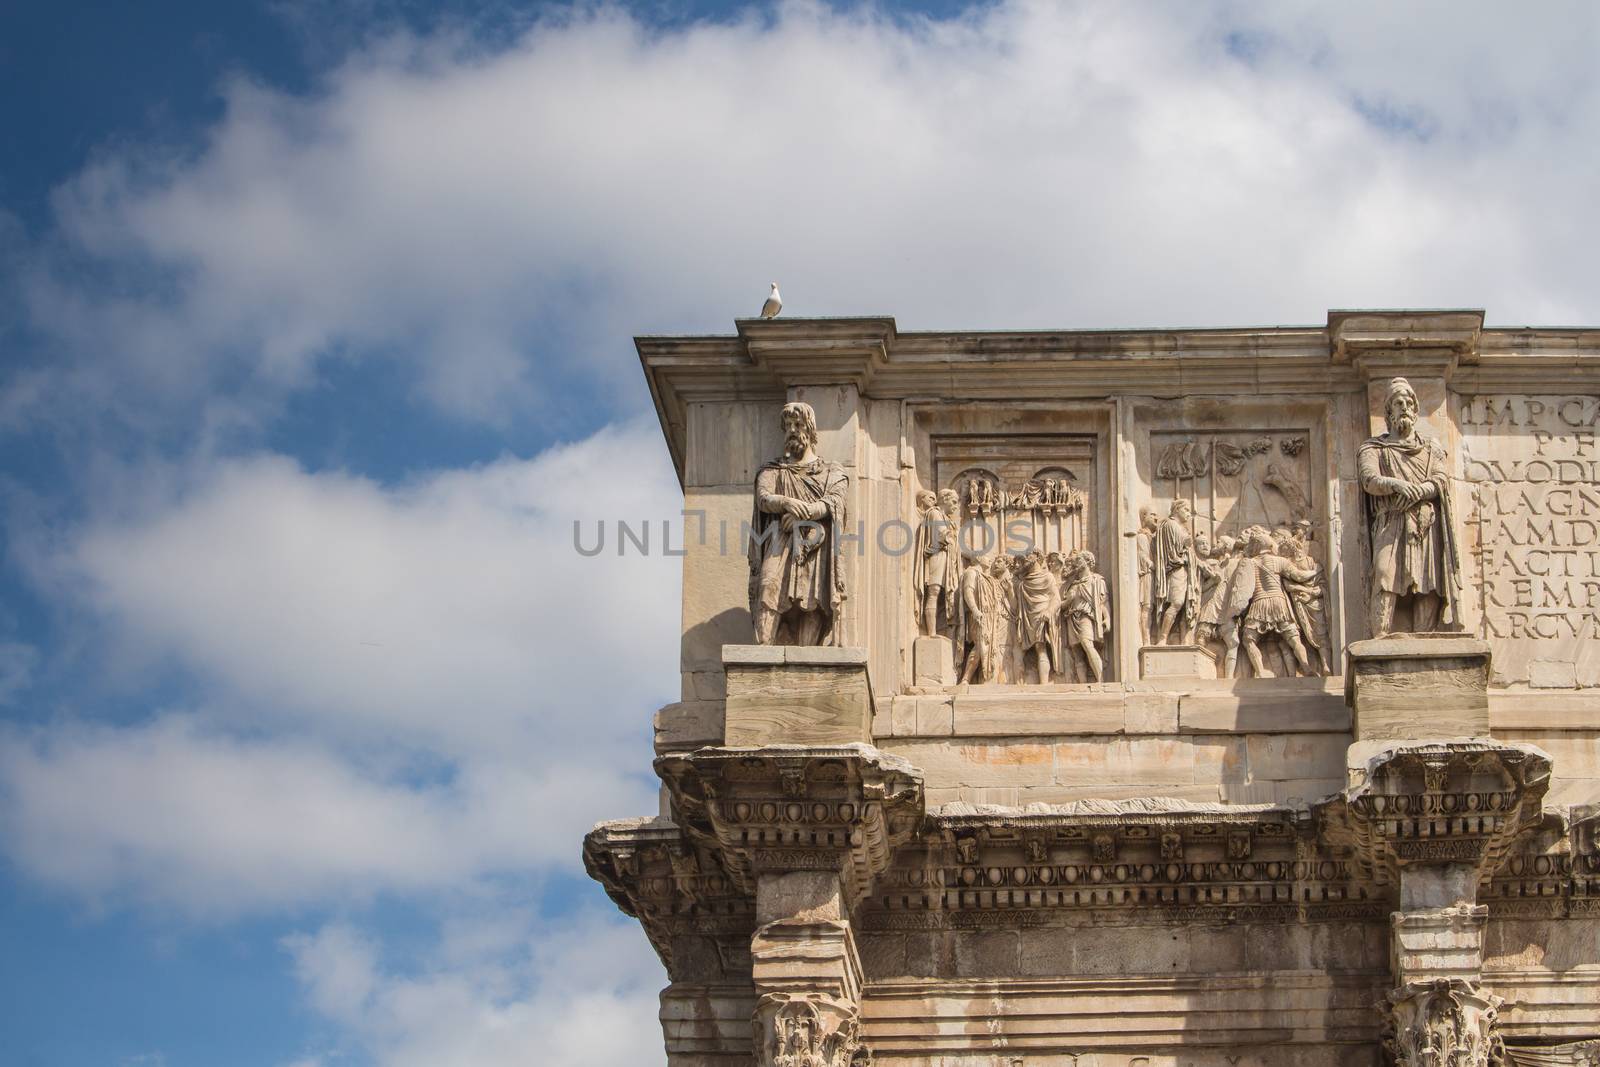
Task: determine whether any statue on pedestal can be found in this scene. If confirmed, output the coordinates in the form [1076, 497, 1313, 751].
[912, 488, 960, 637]
[1152, 499, 1198, 644]
[749, 401, 848, 646]
[1358, 377, 1462, 636]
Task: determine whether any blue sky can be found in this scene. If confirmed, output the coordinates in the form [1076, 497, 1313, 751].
[2, 2, 1599, 1064]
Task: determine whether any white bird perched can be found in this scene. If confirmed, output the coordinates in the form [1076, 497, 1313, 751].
[760, 282, 782, 319]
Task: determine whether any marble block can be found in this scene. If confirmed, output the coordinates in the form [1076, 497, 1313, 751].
[912, 636, 955, 687]
[1139, 644, 1217, 680]
[722, 644, 874, 746]
[1345, 634, 1491, 742]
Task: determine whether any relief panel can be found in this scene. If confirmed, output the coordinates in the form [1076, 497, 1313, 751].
[915, 430, 1114, 686]
[1144, 427, 1331, 679]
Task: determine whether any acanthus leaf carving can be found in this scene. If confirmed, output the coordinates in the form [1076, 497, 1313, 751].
[755, 991, 861, 1067]
[1384, 978, 1504, 1067]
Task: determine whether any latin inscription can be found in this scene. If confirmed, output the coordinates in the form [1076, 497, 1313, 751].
[1461, 394, 1600, 682]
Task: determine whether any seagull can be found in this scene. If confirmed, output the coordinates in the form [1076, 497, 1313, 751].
[760, 282, 782, 319]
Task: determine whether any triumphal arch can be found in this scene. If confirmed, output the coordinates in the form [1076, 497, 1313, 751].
[585, 310, 1599, 1067]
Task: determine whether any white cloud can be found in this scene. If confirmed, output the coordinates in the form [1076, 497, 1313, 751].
[0, 713, 654, 915]
[284, 910, 665, 1067]
[65, 418, 681, 756]
[0, 419, 677, 914]
[14, 1, 1600, 432]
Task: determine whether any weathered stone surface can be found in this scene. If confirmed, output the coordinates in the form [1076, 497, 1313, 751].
[1346, 635, 1491, 741]
[911, 636, 955, 687]
[950, 690, 1125, 736]
[600, 313, 1600, 1067]
[1177, 678, 1349, 733]
[1140, 643, 1217, 680]
[1124, 691, 1180, 734]
[723, 645, 873, 745]
[655, 700, 725, 753]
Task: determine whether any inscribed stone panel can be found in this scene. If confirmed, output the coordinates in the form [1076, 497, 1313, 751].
[1460, 393, 1600, 687]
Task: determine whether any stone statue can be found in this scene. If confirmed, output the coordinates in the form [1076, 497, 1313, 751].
[1222, 525, 1321, 678]
[1061, 550, 1111, 683]
[1136, 506, 1157, 645]
[912, 489, 959, 637]
[749, 401, 848, 646]
[1359, 377, 1463, 636]
[1152, 499, 1199, 644]
[1015, 551, 1060, 684]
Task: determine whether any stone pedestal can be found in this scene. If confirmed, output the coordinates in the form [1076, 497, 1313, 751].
[911, 635, 955, 687]
[723, 645, 874, 746]
[1139, 643, 1216, 680]
[1345, 635, 1491, 742]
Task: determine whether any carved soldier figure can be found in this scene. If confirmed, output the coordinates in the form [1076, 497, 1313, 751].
[749, 401, 848, 646]
[1196, 535, 1243, 676]
[1224, 525, 1321, 678]
[1015, 550, 1060, 683]
[1152, 499, 1199, 645]
[912, 489, 958, 637]
[1061, 550, 1111, 683]
[1358, 377, 1462, 635]
[1136, 506, 1157, 645]
[1278, 524, 1330, 675]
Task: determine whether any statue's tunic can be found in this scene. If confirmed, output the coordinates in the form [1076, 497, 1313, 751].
[1064, 571, 1110, 645]
[913, 505, 960, 617]
[749, 457, 849, 632]
[1016, 563, 1061, 649]
[1153, 516, 1197, 622]
[1136, 528, 1154, 616]
[1198, 555, 1238, 628]
[1230, 554, 1319, 636]
[957, 566, 1000, 679]
[1357, 432, 1461, 623]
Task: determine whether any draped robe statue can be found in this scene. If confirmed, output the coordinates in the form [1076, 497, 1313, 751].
[749, 402, 849, 646]
[1153, 499, 1199, 644]
[1358, 377, 1462, 635]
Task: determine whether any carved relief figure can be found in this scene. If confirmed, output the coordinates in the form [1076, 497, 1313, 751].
[1015, 551, 1060, 684]
[966, 475, 1000, 516]
[957, 555, 1000, 684]
[750, 401, 849, 645]
[1224, 525, 1320, 678]
[1136, 506, 1157, 645]
[1061, 550, 1111, 682]
[1152, 499, 1198, 645]
[993, 555, 1022, 683]
[1196, 535, 1244, 676]
[1278, 523, 1330, 675]
[1359, 377, 1463, 635]
[912, 489, 959, 637]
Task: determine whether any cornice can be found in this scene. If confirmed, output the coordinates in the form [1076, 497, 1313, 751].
[636, 309, 1600, 485]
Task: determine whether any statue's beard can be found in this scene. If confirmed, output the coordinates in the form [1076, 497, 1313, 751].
[782, 433, 809, 461]
[1393, 413, 1417, 437]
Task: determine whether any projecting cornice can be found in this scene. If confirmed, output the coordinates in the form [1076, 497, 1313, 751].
[636, 308, 1600, 486]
